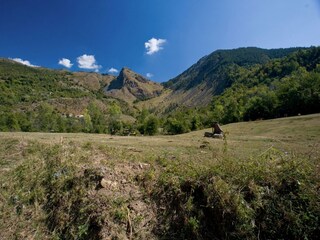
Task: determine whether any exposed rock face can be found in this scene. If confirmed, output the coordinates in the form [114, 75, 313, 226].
[104, 68, 163, 103]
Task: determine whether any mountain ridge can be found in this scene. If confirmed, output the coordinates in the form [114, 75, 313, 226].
[0, 46, 317, 114]
[0, 46, 319, 133]
[158, 47, 306, 108]
[104, 67, 163, 103]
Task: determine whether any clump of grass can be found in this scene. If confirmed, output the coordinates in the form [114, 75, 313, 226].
[0, 141, 108, 239]
[144, 147, 320, 239]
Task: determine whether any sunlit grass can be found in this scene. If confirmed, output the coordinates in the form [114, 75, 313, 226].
[0, 114, 319, 239]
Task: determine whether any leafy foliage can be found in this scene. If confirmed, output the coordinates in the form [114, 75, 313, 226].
[211, 47, 320, 123]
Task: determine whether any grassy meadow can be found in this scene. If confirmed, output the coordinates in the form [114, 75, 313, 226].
[0, 114, 319, 239]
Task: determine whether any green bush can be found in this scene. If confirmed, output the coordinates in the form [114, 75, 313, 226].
[144, 115, 159, 136]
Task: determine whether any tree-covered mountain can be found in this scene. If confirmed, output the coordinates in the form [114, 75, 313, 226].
[0, 59, 135, 133]
[0, 58, 118, 105]
[161, 47, 305, 107]
[210, 47, 320, 123]
[0, 46, 319, 134]
[139, 46, 319, 134]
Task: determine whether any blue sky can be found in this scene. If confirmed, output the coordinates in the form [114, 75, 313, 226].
[1, 0, 320, 82]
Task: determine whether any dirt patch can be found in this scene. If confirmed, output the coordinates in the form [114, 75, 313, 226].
[95, 162, 157, 239]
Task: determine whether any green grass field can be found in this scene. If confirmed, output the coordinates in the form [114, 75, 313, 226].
[0, 114, 319, 239]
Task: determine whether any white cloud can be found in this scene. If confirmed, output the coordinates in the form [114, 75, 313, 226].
[77, 54, 101, 71]
[146, 73, 153, 78]
[10, 58, 39, 67]
[145, 38, 167, 55]
[108, 67, 119, 74]
[58, 58, 73, 68]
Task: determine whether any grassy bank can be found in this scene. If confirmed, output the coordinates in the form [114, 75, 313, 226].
[0, 114, 319, 239]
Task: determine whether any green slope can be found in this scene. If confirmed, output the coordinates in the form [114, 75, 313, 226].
[164, 47, 304, 91]
[0, 59, 135, 133]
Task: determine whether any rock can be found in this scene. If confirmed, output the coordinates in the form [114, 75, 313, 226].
[121, 179, 127, 184]
[139, 163, 150, 169]
[204, 132, 214, 137]
[100, 178, 118, 189]
[213, 133, 224, 139]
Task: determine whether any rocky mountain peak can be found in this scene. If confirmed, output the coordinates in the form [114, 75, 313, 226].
[105, 68, 163, 102]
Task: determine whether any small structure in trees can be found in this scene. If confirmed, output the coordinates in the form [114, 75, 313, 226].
[204, 122, 224, 139]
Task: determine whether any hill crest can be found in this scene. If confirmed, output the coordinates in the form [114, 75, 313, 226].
[104, 67, 163, 103]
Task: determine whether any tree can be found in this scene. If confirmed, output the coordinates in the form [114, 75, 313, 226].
[108, 102, 122, 116]
[16, 112, 31, 132]
[164, 117, 190, 135]
[83, 109, 93, 133]
[6, 112, 20, 131]
[137, 108, 149, 123]
[108, 118, 123, 135]
[144, 115, 159, 136]
[88, 102, 107, 133]
[191, 114, 201, 131]
[34, 103, 58, 132]
[244, 90, 278, 120]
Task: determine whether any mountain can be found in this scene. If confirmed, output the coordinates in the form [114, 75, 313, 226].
[104, 67, 163, 103]
[1, 46, 319, 134]
[0, 58, 137, 133]
[160, 47, 305, 107]
[0, 58, 116, 113]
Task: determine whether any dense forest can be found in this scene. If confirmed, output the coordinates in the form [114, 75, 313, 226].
[210, 47, 320, 123]
[0, 47, 319, 134]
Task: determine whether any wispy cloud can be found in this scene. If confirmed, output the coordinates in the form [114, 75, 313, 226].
[145, 38, 167, 55]
[108, 67, 119, 74]
[10, 58, 39, 67]
[77, 54, 101, 71]
[146, 73, 153, 78]
[58, 58, 73, 68]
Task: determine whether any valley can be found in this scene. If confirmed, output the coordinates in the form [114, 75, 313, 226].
[0, 46, 319, 239]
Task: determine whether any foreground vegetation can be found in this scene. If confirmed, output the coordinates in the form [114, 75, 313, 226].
[0, 114, 319, 239]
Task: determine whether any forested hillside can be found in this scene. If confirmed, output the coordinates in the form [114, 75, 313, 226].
[160, 47, 305, 107]
[147, 47, 320, 134]
[210, 47, 320, 123]
[0, 59, 134, 133]
[0, 47, 319, 135]
[164, 47, 304, 91]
